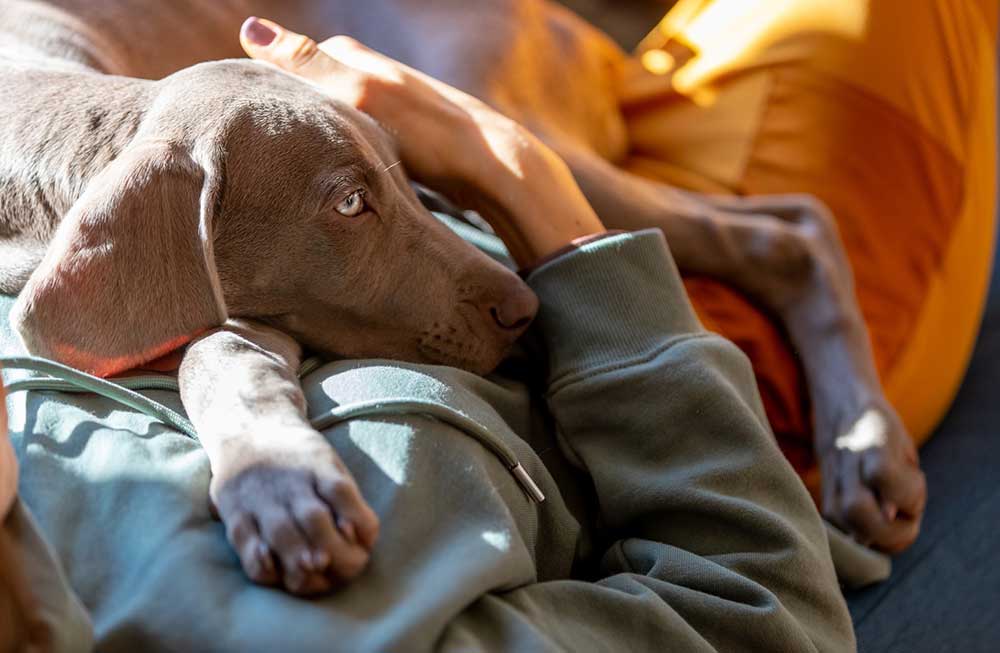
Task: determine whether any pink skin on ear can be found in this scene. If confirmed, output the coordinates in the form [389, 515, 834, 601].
[51, 331, 203, 378]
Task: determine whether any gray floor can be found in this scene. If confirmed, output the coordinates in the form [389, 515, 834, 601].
[844, 230, 1000, 651]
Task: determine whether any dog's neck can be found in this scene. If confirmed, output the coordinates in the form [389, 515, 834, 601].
[0, 0, 202, 294]
[0, 67, 150, 292]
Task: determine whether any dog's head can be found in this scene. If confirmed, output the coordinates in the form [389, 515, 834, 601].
[12, 60, 537, 376]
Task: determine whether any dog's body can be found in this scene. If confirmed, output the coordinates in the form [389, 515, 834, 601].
[1, 0, 918, 599]
[1, 0, 552, 597]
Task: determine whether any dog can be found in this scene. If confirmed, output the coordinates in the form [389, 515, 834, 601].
[0, 0, 920, 598]
[0, 0, 542, 598]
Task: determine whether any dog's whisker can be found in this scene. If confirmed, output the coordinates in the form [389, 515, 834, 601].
[382, 160, 402, 173]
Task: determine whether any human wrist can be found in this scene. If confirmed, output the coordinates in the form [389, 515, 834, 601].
[480, 143, 606, 263]
[519, 231, 625, 274]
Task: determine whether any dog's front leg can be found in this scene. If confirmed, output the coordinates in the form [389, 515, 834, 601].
[178, 320, 379, 595]
[552, 147, 925, 551]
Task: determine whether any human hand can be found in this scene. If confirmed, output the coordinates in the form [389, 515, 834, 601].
[239, 17, 604, 265]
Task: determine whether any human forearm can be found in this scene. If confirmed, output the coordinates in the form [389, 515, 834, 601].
[458, 142, 606, 266]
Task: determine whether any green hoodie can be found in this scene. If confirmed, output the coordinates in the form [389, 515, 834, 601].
[3, 227, 857, 651]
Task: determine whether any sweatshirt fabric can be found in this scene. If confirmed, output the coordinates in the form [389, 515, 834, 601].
[2, 227, 856, 651]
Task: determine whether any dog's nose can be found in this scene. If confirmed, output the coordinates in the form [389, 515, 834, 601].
[488, 287, 539, 333]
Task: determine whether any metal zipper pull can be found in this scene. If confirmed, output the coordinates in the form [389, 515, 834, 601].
[511, 463, 545, 503]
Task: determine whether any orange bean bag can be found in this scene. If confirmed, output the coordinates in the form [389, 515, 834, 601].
[620, 0, 998, 487]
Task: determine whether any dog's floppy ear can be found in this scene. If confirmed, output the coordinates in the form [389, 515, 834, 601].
[11, 141, 228, 377]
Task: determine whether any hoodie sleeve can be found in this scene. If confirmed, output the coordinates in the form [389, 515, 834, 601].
[518, 228, 856, 651]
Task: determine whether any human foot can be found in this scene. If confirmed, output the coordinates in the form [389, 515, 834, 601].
[209, 429, 379, 595]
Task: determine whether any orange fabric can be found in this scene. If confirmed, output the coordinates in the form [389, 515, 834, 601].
[621, 0, 998, 479]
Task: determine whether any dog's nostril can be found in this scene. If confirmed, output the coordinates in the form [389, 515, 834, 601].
[490, 291, 538, 332]
[491, 306, 531, 331]
[510, 314, 533, 330]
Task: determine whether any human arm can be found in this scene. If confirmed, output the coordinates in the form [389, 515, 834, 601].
[507, 229, 856, 650]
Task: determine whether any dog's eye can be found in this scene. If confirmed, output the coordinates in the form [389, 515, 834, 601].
[335, 190, 367, 217]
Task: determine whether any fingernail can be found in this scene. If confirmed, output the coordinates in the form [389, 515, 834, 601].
[242, 17, 276, 47]
[299, 551, 314, 571]
[884, 503, 898, 522]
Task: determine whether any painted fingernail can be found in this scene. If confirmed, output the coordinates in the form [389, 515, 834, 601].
[242, 17, 276, 47]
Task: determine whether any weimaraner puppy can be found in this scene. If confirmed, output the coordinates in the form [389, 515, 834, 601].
[0, 0, 921, 596]
[0, 0, 541, 595]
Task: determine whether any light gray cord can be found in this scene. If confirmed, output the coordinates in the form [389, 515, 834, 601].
[0, 356, 197, 438]
[310, 398, 545, 502]
[0, 355, 545, 503]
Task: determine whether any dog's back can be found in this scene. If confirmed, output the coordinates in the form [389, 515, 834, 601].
[0, 0, 249, 292]
[0, 66, 152, 291]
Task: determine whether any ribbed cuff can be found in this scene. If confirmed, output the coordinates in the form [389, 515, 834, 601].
[518, 231, 624, 276]
[524, 229, 704, 384]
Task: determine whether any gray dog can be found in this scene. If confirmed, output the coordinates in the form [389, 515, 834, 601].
[1, 0, 541, 594]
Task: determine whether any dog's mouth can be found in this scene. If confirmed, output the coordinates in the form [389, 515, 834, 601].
[415, 305, 508, 375]
[417, 338, 488, 373]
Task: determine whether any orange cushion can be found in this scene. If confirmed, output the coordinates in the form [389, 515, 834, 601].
[621, 0, 998, 482]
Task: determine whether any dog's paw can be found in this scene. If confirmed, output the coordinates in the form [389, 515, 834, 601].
[209, 430, 380, 596]
[818, 403, 926, 553]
